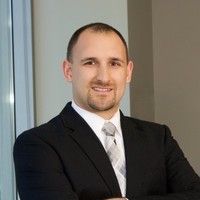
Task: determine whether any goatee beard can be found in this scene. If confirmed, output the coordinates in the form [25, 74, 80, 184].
[87, 80, 116, 111]
[88, 96, 116, 111]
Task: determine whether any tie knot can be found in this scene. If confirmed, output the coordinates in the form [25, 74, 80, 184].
[102, 122, 116, 137]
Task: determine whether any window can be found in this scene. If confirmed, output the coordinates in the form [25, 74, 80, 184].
[0, 0, 16, 199]
[0, 0, 34, 199]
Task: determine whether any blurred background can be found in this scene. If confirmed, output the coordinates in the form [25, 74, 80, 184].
[1, 0, 200, 199]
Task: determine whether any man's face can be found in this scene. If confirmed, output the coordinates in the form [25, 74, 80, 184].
[63, 30, 133, 118]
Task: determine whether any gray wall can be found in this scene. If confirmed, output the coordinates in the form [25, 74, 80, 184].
[33, 0, 200, 174]
[152, 0, 200, 174]
[128, 0, 155, 121]
[32, 0, 130, 125]
[129, 0, 200, 174]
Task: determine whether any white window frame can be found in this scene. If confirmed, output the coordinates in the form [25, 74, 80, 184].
[12, 0, 34, 199]
[0, 0, 34, 199]
[12, 0, 34, 136]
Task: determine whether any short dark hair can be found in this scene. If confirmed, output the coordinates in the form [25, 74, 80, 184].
[67, 22, 129, 62]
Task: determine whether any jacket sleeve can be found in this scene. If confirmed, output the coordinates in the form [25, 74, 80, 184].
[13, 131, 79, 200]
[134, 125, 200, 200]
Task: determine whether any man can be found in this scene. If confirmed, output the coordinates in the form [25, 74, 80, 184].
[14, 23, 200, 200]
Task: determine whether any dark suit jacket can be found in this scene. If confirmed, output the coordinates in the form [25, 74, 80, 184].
[14, 102, 200, 200]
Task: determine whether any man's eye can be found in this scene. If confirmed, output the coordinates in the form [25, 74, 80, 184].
[84, 61, 95, 65]
[110, 61, 121, 67]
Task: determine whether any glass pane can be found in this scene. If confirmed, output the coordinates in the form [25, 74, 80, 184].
[0, 0, 16, 199]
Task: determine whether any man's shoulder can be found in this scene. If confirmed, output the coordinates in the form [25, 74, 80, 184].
[122, 115, 169, 138]
[15, 114, 65, 145]
[123, 115, 164, 129]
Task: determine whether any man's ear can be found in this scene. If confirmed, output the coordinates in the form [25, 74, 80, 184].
[63, 59, 72, 81]
[126, 60, 134, 83]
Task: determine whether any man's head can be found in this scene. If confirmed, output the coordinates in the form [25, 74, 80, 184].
[63, 22, 133, 119]
[66, 22, 129, 63]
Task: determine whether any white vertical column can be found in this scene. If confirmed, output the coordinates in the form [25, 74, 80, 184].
[0, 0, 16, 199]
[12, 0, 34, 136]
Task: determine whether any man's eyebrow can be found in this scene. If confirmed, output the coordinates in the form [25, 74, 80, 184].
[80, 57, 125, 63]
[109, 57, 125, 63]
[80, 57, 97, 62]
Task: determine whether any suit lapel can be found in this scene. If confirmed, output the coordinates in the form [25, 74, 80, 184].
[60, 103, 121, 197]
[121, 114, 148, 198]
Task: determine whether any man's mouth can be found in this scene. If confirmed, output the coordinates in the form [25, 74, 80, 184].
[92, 87, 112, 92]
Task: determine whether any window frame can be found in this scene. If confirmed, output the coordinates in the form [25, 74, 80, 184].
[12, 0, 34, 137]
[13, 0, 34, 199]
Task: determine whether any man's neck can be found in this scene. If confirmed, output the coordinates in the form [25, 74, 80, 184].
[72, 100, 119, 120]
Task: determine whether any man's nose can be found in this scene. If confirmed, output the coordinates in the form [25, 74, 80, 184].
[96, 65, 110, 83]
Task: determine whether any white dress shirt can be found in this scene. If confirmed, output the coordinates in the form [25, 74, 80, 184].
[72, 101, 127, 196]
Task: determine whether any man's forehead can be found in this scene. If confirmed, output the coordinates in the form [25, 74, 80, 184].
[74, 30, 125, 53]
[74, 31, 126, 56]
[71, 28, 128, 63]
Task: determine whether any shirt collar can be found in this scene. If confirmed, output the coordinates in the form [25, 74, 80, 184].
[71, 101, 121, 136]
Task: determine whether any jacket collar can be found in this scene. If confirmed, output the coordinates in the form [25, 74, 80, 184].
[60, 102, 122, 197]
[60, 102, 146, 198]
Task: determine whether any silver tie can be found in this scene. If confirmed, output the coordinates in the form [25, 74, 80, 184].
[102, 122, 126, 195]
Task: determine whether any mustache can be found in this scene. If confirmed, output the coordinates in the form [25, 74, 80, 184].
[90, 80, 113, 87]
